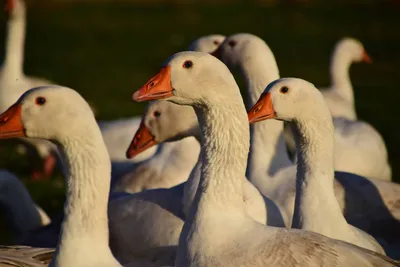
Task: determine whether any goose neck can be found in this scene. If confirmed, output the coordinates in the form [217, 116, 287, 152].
[52, 125, 118, 266]
[189, 100, 249, 216]
[330, 50, 353, 100]
[239, 53, 291, 188]
[291, 112, 346, 230]
[3, 9, 26, 76]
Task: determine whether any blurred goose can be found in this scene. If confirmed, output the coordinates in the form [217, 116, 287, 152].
[321, 37, 371, 120]
[132, 51, 398, 267]
[113, 101, 200, 193]
[284, 37, 391, 181]
[0, 86, 182, 266]
[0, 0, 60, 179]
[248, 78, 384, 254]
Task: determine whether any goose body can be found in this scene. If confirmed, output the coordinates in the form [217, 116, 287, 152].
[132, 51, 398, 267]
[249, 78, 384, 254]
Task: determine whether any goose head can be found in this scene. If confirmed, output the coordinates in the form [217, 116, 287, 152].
[0, 86, 95, 143]
[248, 78, 328, 123]
[212, 33, 275, 70]
[4, 0, 25, 19]
[126, 100, 198, 159]
[132, 51, 238, 106]
[187, 34, 226, 53]
[334, 37, 371, 63]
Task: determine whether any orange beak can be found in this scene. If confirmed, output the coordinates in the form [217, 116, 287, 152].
[362, 50, 372, 64]
[0, 103, 25, 139]
[132, 66, 173, 102]
[126, 120, 158, 159]
[248, 92, 275, 124]
[210, 46, 221, 58]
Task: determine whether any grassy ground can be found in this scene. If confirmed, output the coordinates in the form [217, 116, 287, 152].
[0, 2, 399, 241]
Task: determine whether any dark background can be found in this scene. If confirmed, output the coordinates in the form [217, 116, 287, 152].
[0, 0, 399, 241]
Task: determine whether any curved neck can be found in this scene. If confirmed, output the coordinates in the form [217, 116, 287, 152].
[187, 99, 249, 221]
[240, 53, 291, 191]
[51, 123, 120, 266]
[0, 172, 43, 236]
[3, 8, 26, 76]
[291, 110, 347, 232]
[330, 49, 354, 103]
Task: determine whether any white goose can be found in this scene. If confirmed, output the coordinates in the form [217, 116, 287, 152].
[0, 86, 180, 267]
[0, 0, 59, 179]
[248, 78, 384, 254]
[104, 34, 226, 185]
[284, 37, 391, 181]
[113, 101, 200, 193]
[321, 37, 371, 120]
[214, 34, 400, 234]
[132, 51, 398, 267]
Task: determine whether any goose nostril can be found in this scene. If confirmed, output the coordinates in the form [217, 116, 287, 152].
[148, 81, 155, 89]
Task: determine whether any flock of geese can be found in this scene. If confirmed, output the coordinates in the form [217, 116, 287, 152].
[0, 0, 399, 266]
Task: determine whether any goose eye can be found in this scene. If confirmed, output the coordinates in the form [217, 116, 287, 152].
[213, 40, 220, 45]
[183, 60, 193, 69]
[228, 40, 237, 47]
[280, 87, 289, 94]
[153, 111, 161, 118]
[35, 97, 46, 106]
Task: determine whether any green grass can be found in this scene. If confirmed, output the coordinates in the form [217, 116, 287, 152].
[0, 2, 399, 242]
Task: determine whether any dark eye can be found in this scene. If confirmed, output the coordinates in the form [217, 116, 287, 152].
[35, 97, 46, 105]
[213, 40, 220, 45]
[153, 111, 161, 117]
[280, 87, 289, 94]
[182, 60, 193, 69]
[228, 40, 237, 47]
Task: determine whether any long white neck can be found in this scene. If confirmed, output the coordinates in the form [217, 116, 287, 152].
[50, 122, 120, 267]
[330, 48, 354, 103]
[240, 53, 291, 192]
[187, 99, 249, 222]
[0, 171, 44, 236]
[3, 5, 26, 76]
[182, 154, 201, 218]
[291, 108, 348, 234]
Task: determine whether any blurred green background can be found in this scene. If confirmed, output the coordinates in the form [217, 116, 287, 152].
[0, 0, 399, 242]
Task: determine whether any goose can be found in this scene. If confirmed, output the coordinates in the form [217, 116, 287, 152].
[213, 33, 399, 231]
[0, 85, 182, 266]
[0, 170, 51, 242]
[131, 51, 398, 267]
[104, 34, 225, 185]
[113, 101, 200, 193]
[248, 78, 384, 254]
[187, 34, 226, 52]
[283, 37, 391, 181]
[321, 37, 371, 120]
[0, 0, 60, 179]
